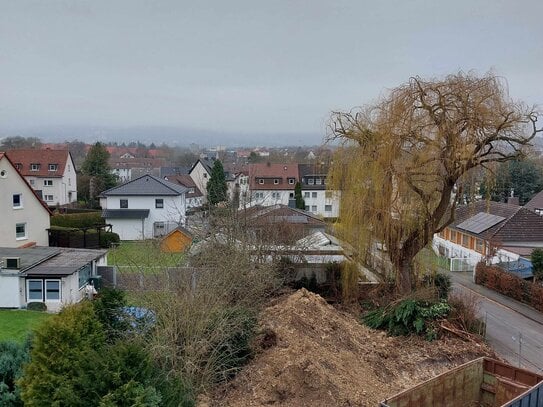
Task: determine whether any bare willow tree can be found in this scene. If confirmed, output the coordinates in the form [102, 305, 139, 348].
[328, 72, 541, 294]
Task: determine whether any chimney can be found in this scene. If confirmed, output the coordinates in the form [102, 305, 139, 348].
[507, 196, 520, 206]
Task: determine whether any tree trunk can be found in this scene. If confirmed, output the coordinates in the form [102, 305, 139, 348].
[397, 257, 413, 295]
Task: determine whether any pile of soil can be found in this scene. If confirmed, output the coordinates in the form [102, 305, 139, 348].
[206, 289, 494, 407]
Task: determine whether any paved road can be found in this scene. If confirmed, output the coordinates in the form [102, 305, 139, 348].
[450, 271, 543, 374]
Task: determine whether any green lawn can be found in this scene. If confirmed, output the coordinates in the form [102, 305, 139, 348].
[0, 310, 52, 342]
[108, 240, 185, 271]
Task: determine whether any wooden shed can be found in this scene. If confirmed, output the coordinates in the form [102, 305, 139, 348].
[160, 227, 193, 253]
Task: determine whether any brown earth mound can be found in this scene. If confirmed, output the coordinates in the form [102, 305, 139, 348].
[206, 288, 495, 407]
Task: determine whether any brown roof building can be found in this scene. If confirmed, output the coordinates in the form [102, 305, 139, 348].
[249, 163, 299, 190]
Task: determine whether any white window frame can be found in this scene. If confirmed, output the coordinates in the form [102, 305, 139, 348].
[155, 198, 164, 209]
[308, 178, 314, 185]
[312, 192, 318, 198]
[288, 178, 295, 185]
[44, 195, 54, 202]
[13, 193, 22, 209]
[325, 205, 332, 212]
[43, 179, 53, 186]
[27, 279, 43, 302]
[311, 205, 317, 212]
[16, 223, 27, 240]
[304, 192, 310, 198]
[259, 179, 264, 185]
[29, 179, 35, 185]
[274, 179, 279, 185]
[120, 199, 128, 208]
[316, 178, 322, 185]
[45, 279, 61, 302]
[48, 164, 58, 171]
[30, 164, 39, 171]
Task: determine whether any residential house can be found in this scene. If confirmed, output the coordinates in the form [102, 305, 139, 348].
[0, 246, 107, 312]
[0, 152, 51, 247]
[163, 174, 203, 209]
[189, 158, 214, 202]
[100, 174, 188, 240]
[298, 163, 340, 218]
[109, 157, 167, 182]
[228, 171, 250, 207]
[6, 149, 77, 206]
[433, 201, 543, 272]
[248, 163, 299, 207]
[240, 204, 326, 243]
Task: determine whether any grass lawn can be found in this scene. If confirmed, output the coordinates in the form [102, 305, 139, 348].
[108, 240, 185, 272]
[0, 310, 52, 342]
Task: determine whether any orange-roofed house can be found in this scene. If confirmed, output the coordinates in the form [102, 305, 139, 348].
[6, 149, 77, 206]
[248, 163, 299, 207]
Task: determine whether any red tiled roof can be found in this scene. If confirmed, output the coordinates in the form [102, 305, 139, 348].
[5, 149, 70, 177]
[0, 152, 52, 214]
[525, 190, 543, 211]
[249, 163, 299, 190]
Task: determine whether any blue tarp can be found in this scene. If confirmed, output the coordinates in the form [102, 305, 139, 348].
[498, 257, 533, 279]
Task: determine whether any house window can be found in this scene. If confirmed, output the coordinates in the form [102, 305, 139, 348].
[15, 163, 22, 170]
[325, 205, 332, 212]
[272, 192, 280, 199]
[305, 206, 310, 211]
[312, 192, 317, 198]
[43, 179, 53, 186]
[203, 173, 207, 178]
[316, 178, 322, 185]
[48, 164, 58, 171]
[308, 178, 314, 185]
[16, 223, 26, 239]
[450, 230, 457, 242]
[30, 164, 39, 171]
[259, 179, 264, 185]
[274, 179, 279, 185]
[311, 205, 317, 212]
[13, 194, 22, 208]
[304, 192, 310, 198]
[28, 280, 43, 301]
[29, 179, 34, 185]
[44, 195, 54, 202]
[45, 280, 61, 301]
[155, 198, 164, 208]
[475, 239, 484, 253]
[289, 179, 295, 185]
[189, 188, 195, 193]
[120, 199, 128, 208]
[68, 178, 71, 186]
[462, 234, 469, 247]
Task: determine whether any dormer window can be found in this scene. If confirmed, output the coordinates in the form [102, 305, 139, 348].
[30, 164, 40, 171]
[48, 164, 58, 171]
[288, 178, 295, 185]
[316, 178, 322, 185]
[259, 179, 264, 185]
[274, 179, 279, 185]
[308, 178, 314, 185]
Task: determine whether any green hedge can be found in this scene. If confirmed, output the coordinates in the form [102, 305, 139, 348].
[51, 212, 104, 228]
[27, 302, 47, 312]
[49, 226, 119, 249]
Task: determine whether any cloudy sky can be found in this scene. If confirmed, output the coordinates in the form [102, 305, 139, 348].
[1, 0, 541, 145]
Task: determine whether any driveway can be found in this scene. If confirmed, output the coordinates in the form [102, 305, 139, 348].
[450, 271, 543, 373]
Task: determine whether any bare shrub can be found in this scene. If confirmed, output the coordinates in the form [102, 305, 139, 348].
[447, 292, 484, 336]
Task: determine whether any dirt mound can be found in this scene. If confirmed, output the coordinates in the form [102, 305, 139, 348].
[207, 289, 494, 407]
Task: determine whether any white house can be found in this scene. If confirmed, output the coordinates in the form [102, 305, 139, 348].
[100, 174, 188, 240]
[189, 159, 213, 202]
[0, 152, 51, 247]
[0, 246, 107, 312]
[298, 164, 340, 218]
[248, 163, 299, 207]
[6, 149, 77, 206]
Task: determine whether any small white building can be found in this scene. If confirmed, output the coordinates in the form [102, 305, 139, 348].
[0, 152, 51, 247]
[6, 149, 77, 206]
[0, 246, 107, 312]
[298, 164, 340, 218]
[100, 174, 188, 240]
[248, 163, 299, 207]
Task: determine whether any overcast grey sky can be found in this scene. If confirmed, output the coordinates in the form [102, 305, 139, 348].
[1, 0, 542, 144]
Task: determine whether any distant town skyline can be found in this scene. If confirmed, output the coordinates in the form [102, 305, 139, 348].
[1, 1, 542, 145]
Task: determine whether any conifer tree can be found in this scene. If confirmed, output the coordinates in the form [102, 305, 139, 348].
[207, 160, 227, 205]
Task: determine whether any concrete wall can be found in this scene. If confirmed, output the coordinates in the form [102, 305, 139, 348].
[104, 195, 186, 240]
[0, 158, 50, 247]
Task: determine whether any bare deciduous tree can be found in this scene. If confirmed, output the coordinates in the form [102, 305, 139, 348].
[328, 72, 541, 294]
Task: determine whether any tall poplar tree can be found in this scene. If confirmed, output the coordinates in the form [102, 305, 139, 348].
[206, 160, 227, 205]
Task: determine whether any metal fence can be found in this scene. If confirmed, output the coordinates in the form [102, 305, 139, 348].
[483, 311, 543, 374]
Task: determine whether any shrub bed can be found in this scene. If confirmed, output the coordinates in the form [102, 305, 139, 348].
[51, 212, 104, 228]
[475, 262, 543, 312]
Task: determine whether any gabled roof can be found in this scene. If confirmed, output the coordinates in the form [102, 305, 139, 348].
[100, 174, 188, 196]
[163, 175, 203, 198]
[524, 190, 543, 211]
[189, 158, 214, 175]
[0, 152, 52, 214]
[6, 149, 71, 177]
[450, 200, 543, 243]
[249, 163, 299, 190]
[102, 209, 150, 219]
[242, 204, 325, 227]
